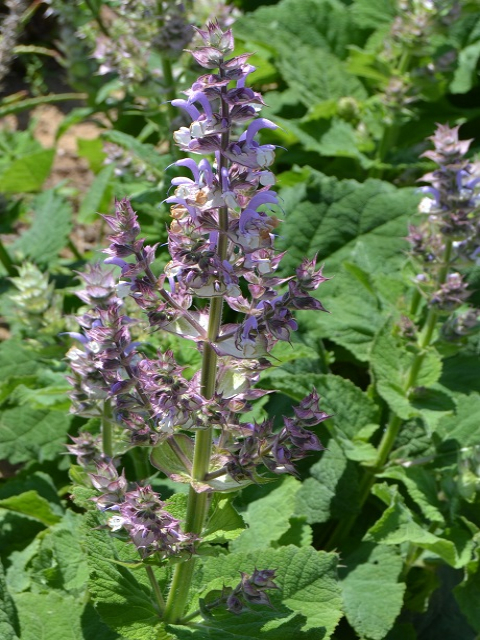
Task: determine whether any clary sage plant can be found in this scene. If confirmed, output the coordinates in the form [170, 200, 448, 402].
[66, 21, 328, 626]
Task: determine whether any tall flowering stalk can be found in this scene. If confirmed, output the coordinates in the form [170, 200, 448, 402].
[66, 22, 328, 625]
[327, 122, 480, 550]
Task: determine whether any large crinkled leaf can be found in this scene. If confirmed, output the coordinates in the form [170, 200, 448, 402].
[340, 542, 405, 640]
[202, 495, 245, 544]
[234, 0, 363, 59]
[13, 592, 120, 640]
[0, 491, 62, 527]
[277, 170, 419, 359]
[83, 514, 166, 640]
[231, 476, 303, 552]
[278, 169, 420, 274]
[0, 563, 19, 640]
[12, 190, 72, 266]
[28, 512, 89, 596]
[295, 439, 359, 524]
[0, 404, 72, 464]
[189, 545, 342, 637]
[261, 372, 379, 439]
[278, 47, 367, 108]
[366, 484, 474, 568]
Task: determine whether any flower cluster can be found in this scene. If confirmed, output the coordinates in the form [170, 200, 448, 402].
[89, 461, 196, 559]
[408, 124, 480, 318]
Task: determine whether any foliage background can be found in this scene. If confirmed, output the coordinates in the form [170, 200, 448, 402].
[1, 0, 480, 638]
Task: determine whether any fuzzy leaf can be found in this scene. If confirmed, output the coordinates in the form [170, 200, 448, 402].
[378, 466, 445, 525]
[203, 495, 245, 543]
[234, 0, 363, 59]
[278, 47, 367, 108]
[0, 491, 62, 527]
[231, 476, 302, 552]
[435, 394, 480, 449]
[371, 319, 442, 419]
[84, 514, 166, 639]
[190, 545, 342, 637]
[340, 542, 405, 640]
[455, 557, 480, 632]
[0, 405, 72, 464]
[295, 439, 359, 524]
[366, 484, 474, 568]
[262, 371, 379, 439]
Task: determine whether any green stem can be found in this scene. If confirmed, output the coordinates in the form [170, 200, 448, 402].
[0, 238, 16, 277]
[102, 400, 113, 459]
[145, 565, 166, 615]
[163, 67, 231, 623]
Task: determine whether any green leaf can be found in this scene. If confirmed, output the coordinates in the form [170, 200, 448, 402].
[278, 47, 367, 108]
[440, 354, 480, 397]
[77, 164, 115, 223]
[0, 404, 72, 464]
[29, 512, 89, 596]
[0, 562, 20, 640]
[203, 495, 245, 544]
[0, 491, 62, 526]
[0, 149, 54, 193]
[235, 0, 363, 59]
[12, 190, 72, 266]
[13, 592, 88, 640]
[350, 0, 396, 29]
[277, 170, 419, 359]
[455, 555, 480, 632]
[194, 546, 342, 637]
[450, 41, 480, 94]
[366, 484, 474, 568]
[340, 542, 405, 640]
[262, 372, 379, 439]
[278, 170, 420, 275]
[84, 514, 164, 640]
[231, 477, 302, 552]
[371, 319, 442, 419]
[0, 341, 43, 401]
[295, 439, 359, 524]
[435, 394, 480, 450]
[378, 466, 445, 525]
